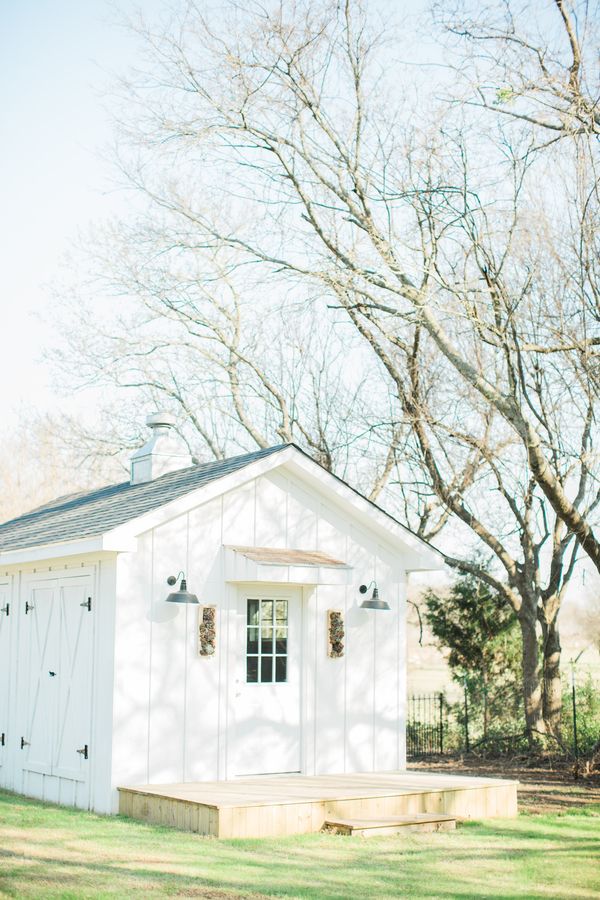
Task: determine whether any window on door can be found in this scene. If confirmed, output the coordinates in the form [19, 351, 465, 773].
[246, 598, 288, 683]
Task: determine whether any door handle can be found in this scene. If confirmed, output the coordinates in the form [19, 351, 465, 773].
[20, 737, 30, 749]
[49, 671, 57, 677]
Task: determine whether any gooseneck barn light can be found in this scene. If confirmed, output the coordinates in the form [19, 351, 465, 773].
[359, 581, 390, 611]
[166, 572, 199, 604]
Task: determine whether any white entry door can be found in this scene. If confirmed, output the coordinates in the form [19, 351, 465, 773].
[0, 581, 11, 780]
[232, 586, 302, 776]
[17, 574, 94, 799]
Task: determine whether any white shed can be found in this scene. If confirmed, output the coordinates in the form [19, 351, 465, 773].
[0, 416, 440, 814]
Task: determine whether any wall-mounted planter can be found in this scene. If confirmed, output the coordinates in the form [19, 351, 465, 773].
[198, 606, 216, 656]
[327, 609, 345, 658]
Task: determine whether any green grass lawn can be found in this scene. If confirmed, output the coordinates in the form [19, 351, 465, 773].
[0, 790, 599, 899]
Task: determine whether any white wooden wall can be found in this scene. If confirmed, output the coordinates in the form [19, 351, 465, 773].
[111, 469, 407, 810]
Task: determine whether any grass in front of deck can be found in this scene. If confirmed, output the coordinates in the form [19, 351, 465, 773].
[0, 790, 599, 899]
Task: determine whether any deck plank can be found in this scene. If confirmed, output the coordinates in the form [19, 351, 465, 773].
[118, 770, 518, 838]
[120, 771, 517, 807]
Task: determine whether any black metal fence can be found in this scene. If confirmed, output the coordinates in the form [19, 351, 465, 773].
[406, 693, 445, 757]
[407, 677, 599, 762]
[407, 684, 525, 759]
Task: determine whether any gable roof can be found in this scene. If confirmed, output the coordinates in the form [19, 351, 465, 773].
[0, 445, 283, 554]
[0, 443, 442, 569]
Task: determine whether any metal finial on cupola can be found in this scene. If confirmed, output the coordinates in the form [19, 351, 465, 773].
[359, 581, 390, 610]
[166, 572, 199, 604]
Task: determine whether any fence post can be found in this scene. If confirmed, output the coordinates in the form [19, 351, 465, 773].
[463, 676, 470, 753]
[439, 692, 444, 754]
[571, 667, 579, 768]
[483, 682, 488, 739]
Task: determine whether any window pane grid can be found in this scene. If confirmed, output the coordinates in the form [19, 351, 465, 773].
[246, 598, 288, 683]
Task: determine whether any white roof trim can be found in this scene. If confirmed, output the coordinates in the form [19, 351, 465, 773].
[282, 454, 442, 569]
[0, 535, 130, 567]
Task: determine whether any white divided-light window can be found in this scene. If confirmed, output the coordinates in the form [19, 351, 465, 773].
[17, 574, 94, 801]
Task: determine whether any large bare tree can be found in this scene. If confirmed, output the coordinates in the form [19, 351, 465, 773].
[101, 0, 600, 562]
[55, 0, 600, 739]
[55, 244, 407, 500]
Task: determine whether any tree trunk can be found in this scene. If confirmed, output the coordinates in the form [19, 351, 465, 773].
[542, 618, 562, 739]
[519, 615, 545, 743]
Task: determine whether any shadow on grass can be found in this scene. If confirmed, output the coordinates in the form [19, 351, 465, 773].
[0, 849, 258, 899]
[1, 791, 600, 899]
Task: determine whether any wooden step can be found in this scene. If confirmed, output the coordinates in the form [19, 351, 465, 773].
[322, 812, 457, 837]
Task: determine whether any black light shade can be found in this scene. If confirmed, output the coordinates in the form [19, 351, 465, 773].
[166, 574, 199, 604]
[359, 583, 390, 611]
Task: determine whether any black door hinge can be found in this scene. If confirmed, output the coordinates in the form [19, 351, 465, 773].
[0, 604, 8, 616]
[80, 597, 92, 612]
[20, 737, 30, 749]
[25, 601, 34, 615]
[76, 744, 89, 760]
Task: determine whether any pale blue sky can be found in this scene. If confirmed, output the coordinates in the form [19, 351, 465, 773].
[0, 0, 430, 428]
[0, 0, 164, 426]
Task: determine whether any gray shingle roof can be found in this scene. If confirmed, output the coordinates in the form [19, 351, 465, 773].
[0, 445, 286, 554]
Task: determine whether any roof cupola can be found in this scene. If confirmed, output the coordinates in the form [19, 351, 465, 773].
[129, 412, 193, 485]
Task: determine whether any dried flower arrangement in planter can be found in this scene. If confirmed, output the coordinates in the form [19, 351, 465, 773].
[327, 609, 345, 658]
[198, 606, 216, 656]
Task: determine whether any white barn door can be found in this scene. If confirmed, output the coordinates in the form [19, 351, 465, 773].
[231, 586, 302, 777]
[0, 581, 11, 782]
[53, 578, 94, 781]
[20, 580, 57, 779]
[17, 573, 94, 805]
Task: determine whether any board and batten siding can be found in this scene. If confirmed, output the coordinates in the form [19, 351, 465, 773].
[110, 469, 407, 808]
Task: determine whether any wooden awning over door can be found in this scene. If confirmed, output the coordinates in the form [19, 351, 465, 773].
[223, 545, 353, 585]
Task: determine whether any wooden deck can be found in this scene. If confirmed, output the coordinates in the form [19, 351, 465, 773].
[118, 771, 518, 838]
